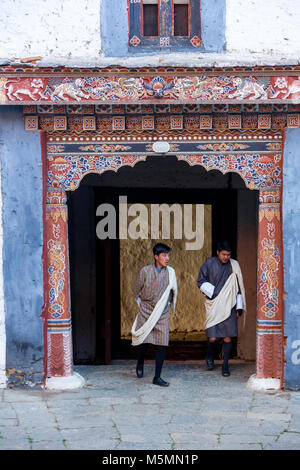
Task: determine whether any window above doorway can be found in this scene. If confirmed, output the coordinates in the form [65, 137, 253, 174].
[129, 0, 203, 50]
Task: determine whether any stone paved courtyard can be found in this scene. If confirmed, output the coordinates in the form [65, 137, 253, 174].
[0, 361, 300, 451]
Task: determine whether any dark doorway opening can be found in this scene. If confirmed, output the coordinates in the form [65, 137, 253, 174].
[67, 156, 254, 365]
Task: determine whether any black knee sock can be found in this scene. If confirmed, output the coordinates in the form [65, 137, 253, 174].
[206, 340, 216, 360]
[137, 343, 148, 369]
[154, 346, 166, 378]
[223, 341, 232, 365]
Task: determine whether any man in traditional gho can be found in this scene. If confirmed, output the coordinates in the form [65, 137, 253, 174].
[197, 241, 246, 377]
[131, 243, 177, 387]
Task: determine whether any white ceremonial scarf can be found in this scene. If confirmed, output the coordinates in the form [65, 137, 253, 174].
[131, 266, 177, 346]
[204, 259, 246, 330]
[230, 259, 247, 316]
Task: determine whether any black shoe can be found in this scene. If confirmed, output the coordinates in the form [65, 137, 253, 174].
[136, 366, 144, 378]
[222, 363, 230, 377]
[206, 358, 214, 371]
[152, 377, 169, 387]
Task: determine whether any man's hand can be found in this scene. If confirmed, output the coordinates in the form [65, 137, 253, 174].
[237, 309, 243, 317]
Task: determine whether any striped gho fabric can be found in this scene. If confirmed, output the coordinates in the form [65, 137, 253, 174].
[133, 264, 173, 346]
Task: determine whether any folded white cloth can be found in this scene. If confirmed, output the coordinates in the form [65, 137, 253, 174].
[236, 293, 243, 310]
[200, 282, 215, 299]
[205, 273, 239, 329]
[201, 285, 244, 308]
[201, 259, 246, 330]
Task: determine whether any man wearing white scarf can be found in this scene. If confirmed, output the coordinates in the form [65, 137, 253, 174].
[131, 243, 177, 387]
[197, 241, 246, 377]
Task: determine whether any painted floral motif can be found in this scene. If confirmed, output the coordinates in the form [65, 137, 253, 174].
[190, 36, 203, 47]
[129, 36, 141, 47]
[46, 143, 282, 192]
[47, 238, 66, 319]
[143, 77, 175, 99]
[196, 142, 250, 151]
[265, 142, 282, 151]
[78, 144, 131, 152]
[259, 237, 280, 318]
[95, 155, 122, 171]
[177, 153, 282, 189]
[47, 154, 147, 190]
[160, 37, 170, 47]
[47, 144, 65, 153]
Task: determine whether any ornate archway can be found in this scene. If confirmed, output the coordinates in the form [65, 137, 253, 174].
[1, 63, 295, 389]
[41, 128, 284, 388]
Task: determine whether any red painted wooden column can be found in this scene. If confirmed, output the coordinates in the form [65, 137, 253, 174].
[256, 187, 284, 384]
[44, 189, 74, 379]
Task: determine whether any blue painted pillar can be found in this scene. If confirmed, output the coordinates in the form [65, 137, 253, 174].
[0, 107, 44, 376]
[283, 128, 300, 390]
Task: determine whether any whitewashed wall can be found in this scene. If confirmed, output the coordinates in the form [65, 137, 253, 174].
[226, 0, 300, 56]
[0, 0, 101, 65]
[0, 0, 300, 66]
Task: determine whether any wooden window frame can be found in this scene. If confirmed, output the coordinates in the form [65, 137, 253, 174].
[128, 0, 203, 50]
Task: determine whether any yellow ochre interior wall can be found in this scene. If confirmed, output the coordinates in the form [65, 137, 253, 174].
[120, 204, 212, 341]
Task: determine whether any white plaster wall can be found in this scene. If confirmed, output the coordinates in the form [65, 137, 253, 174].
[1, 0, 300, 67]
[0, 0, 101, 65]
[226, 0, 300, 56]
[0, 165, 6, 388]
[0, 0, 300, 67]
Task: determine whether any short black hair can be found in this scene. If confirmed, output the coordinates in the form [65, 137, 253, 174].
[217, 240, 232, 252]
[153, 243, 171, 256]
